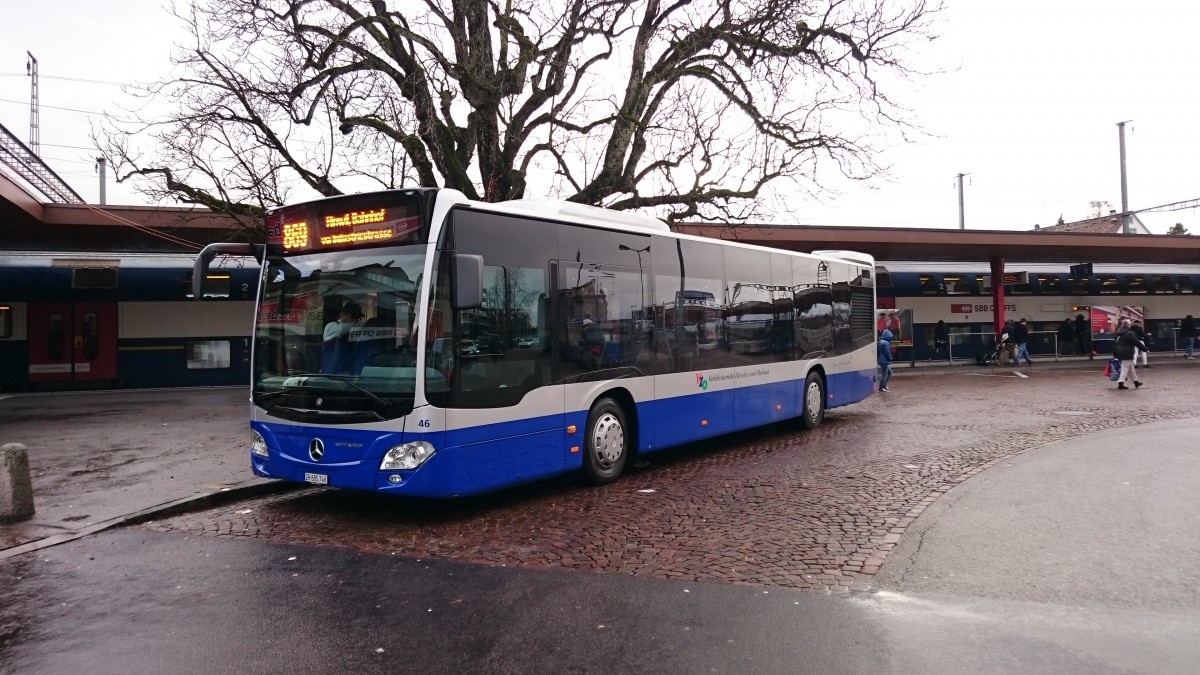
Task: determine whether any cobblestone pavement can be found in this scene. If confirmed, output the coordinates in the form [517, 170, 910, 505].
[140, 365, 1200, 593]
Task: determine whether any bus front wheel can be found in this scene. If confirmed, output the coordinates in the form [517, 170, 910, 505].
[583, 397, 628, 484]
[800, 371, 825, 430]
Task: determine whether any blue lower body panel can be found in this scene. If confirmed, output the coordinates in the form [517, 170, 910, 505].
[251, 367, 876, 497]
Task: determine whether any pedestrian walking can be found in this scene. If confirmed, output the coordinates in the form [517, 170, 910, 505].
[1013, 318, 1034, 366]
[1112, 319, 1147, 390]
[1181, 314, 1197, 359]
[932, 320, 949, 360]
[877, 329, 894, 392]
[1130, 320, 1150, 368]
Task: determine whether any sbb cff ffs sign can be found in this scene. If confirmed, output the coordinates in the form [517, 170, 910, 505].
[951, 303, 1017, 314]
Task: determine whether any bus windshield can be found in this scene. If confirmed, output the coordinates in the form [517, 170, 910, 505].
[251, 245, 434, 422]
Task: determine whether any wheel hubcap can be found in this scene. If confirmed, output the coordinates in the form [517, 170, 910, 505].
[805, 381, 821, 419]
[591, 412, 625, 468]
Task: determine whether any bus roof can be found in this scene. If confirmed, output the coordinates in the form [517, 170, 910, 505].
[482, 199, 670, 234]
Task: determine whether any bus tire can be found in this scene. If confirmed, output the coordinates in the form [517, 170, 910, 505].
[583, 397, 628, 485]
[800, 371, 825, 430]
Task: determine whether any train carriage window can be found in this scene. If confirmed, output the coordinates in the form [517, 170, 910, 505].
[975, 274, 992, 294]
[874, 267, 892, 289]
[1036, 274, 1064, 294]
[1097, 274, 1120, 294]
[1125, 275, 1148, 294]
[942, 274, 969, 295]
[1179, 276, 1195, 294]
[81, 312, 99, 359]
[46, 313, 65, 361]
[1006, 277, 1033, 295]
[1150, 275, 1174, 293]
[186, 272, 232, 298]
[919, 274, 941, 295]
[187, 340, 232, 369]
[0, 305, 10, 338]
[72, 267, 118, 289]
[1068, 275, 1090, 294]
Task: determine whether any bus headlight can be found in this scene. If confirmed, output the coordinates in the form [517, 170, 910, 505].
[380, 441, 435, 471]
[251, 430, 269, 458]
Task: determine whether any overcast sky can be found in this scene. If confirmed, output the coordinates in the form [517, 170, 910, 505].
[2, 0, 1198, 233]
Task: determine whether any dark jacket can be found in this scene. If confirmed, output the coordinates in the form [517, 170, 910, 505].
[998, 322, 1014, 345]
[1113, 328, 1148, 361]
[1131, 324, 1150, 348]
[1182, 316, 1197, 339]
[1013, 322, 1029, 343]
[1057, 320, 1074, 341]
[934, 323, 948, 344]
[1074, 316, 1089, 339]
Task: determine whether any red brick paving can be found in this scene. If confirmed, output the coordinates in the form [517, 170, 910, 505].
[140, 366, 1200, 593]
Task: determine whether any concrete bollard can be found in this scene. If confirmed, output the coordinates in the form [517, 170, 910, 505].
[1, 443, 35, 522]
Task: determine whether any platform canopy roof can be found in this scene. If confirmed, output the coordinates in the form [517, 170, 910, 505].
[4, 173, 1200, 262]
[671, 223, 1200, 265]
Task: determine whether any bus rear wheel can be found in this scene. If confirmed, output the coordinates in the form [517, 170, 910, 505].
[800, 371, 825, 430]
[583, 397, 628, 484]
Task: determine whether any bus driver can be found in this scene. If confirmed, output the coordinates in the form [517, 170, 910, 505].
[321, 301, 363, 373]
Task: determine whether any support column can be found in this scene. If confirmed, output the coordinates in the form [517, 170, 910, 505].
[990, 256, 1006, 337]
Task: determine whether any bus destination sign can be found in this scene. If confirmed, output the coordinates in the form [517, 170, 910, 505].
[266, 194, 425, 253]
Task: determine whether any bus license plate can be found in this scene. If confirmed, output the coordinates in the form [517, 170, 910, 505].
[304, 472, 328, 485]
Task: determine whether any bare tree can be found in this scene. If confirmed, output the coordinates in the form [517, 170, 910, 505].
[99, 0, 943, 235]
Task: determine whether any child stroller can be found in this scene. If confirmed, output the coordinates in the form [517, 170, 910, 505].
[975, 342, 1001, 366]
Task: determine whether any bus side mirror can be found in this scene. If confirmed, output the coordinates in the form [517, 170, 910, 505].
[452, 254, 483, 310]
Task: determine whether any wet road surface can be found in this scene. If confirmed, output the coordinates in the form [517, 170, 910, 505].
[3, 363, 1200, 672]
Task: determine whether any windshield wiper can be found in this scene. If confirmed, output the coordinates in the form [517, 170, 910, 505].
[255, 385, 307, 404]
[315, 375, 391, 409]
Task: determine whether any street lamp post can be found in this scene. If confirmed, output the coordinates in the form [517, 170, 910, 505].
[1117, 120, 1132, 234]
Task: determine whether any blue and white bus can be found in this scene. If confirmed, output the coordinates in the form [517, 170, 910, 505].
[195, 189, 878, 497]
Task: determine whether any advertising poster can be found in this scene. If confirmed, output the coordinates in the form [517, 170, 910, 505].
[876, 308, 912, 347]
[1090, 305, 1143, 340]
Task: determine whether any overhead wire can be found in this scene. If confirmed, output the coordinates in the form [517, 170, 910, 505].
[77, 203, 206, 251]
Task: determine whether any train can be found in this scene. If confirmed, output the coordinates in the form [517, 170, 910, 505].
[878, 261, 1200, 360]
[0, 251, 259, 392]
[5, 252, 1199, 390]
